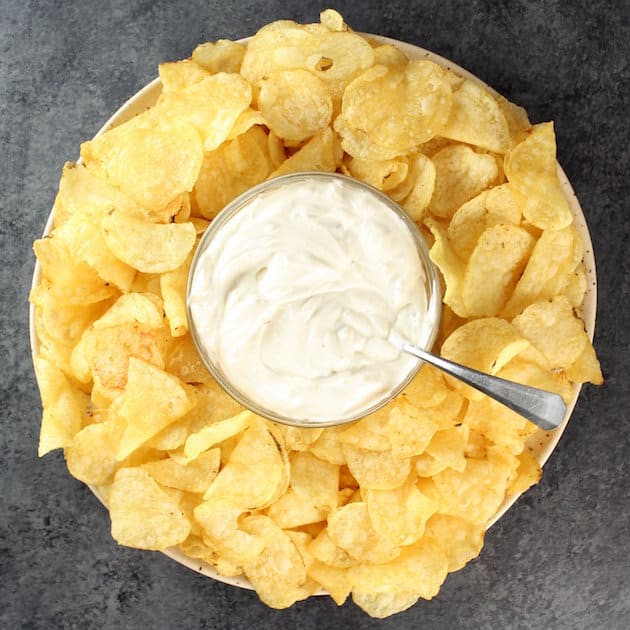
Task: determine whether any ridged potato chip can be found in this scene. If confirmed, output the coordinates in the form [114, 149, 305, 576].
[257, 69, 332, 142]
[428, 145, 498, 218]
[109, 467, 190, 550]
[504, 122, 572, 230]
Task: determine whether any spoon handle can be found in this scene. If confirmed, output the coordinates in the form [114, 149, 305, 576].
[401, 343, 567, 431]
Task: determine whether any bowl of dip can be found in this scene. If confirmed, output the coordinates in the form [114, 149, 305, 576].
[187, 172, 442, 427]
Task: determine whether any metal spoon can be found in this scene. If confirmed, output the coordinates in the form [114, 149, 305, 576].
[401, 342, 567, 431]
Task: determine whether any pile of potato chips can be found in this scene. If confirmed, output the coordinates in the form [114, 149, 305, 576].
[31, 9, 602, 618]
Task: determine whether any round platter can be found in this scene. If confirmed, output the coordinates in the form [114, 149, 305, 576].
[29, 34, 597, 592]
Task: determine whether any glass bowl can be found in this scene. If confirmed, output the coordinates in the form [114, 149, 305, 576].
[186, 171, 443, 428]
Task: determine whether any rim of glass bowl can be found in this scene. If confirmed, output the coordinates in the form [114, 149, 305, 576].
[186, 171, 443, 428]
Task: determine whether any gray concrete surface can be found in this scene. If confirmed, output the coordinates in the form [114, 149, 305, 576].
[1, 1, 628, 628]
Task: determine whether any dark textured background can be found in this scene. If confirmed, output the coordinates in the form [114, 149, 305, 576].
[1, 1, 628, 628]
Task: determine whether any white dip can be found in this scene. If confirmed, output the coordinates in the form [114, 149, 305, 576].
[188, 175, 431, 422]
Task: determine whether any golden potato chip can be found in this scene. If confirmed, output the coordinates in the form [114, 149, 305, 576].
[192, 40, 246, 74]
[101, 210, 196, 273]
[202, 417, 288, 509]
[52, 162, 146, 227]
[343, 444, 411, 490]
[494, 93, 531, 144]
[327, 502, 400, 564]
[507, 451, 542, 495]
[462, 224, 536, 316]
[276, 426, 323, 451]
[341, 60, 452, 154]
[425, 426, 468, 472]
[319, 8, 346, 32]
[427, 145, 498, 219]
[92, 293, 164, 331]
[34, 356, 88, 456]
[193, 125, 274, 220]
[401, 153, 436, 221]
[225, 108, 267, 140]
[502, 226, 576, 318]
[269, 127, 342, 178]
[178, 534, 242, 577]
[512, 296, 589, 370]
[109, 467, 190, 550]
[257, 69, 332, 143]
[504, 122, 572, 230]
[425, 216, 469, 317]
[241, 23, 374, 103]
[350, 539, 448, 616]
[346, 157, 409, 192]
[267, 489, 328, 529]
[365, 481, 437, 545]
[160, 251, 191, 337]
[81, 117, 203, 213]
[33, 233, 118, 305]
[441, 79, 510, 153]
[333, 115, 402, 160]
[372, 44, 408, 69]
[446, 191, 490, 261]
[308, 426, 346, 465]
[114, 357, 197, 460]
[158, 74, 252, 151]
[184, 409, 251, 461]
[484, 183, 523, 225]
[561, 262, 588, 308]
[441, 317, 529, 400]
[425, 514, 484, 571]
[307, 560, 351, 605]
[309, 530, 356, 568]
[290, 451, 340, 511]
[142, 448, 220, 493]
[241, 515, 307, 609]
[565, 341, 603, 385]
[158, 59, 211, 92]
[401, 363, 449, 409]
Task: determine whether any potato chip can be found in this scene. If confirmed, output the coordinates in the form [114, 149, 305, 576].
[241, 23, 374, 103]
[507, 451, 542, 495]
[565, 341, 603, 385]
[184, 409, 251, 461]
[257, 69, 332, 143]
[33, 233, 118, 305]
[92, 293, 164, 331]
[401, 153, 436, 221]
[276, 426, 323, 451]
[192, 39, 245, 74]
[401, 364, 449, 409]
[425, 425, 468, 472]
[502, 226, 576, 318]
[504, 122, 572, 230]
[441, 79, 510, 153]
[425, 216, 469, 317]
[446, 191, 490, 261]
[241, 515, 307, 609]
[427, 145, 498, 219]
[307, 560, 351, 605]
[365, 481, 437, 545]
[440, 318, 529, 400]
[160, 251, 191, 337]
[142, 448, 220, 493]
[269, 127, 342, 178]
[114, 358, 197, 460]
[425, 514, 484, 571]
[343, 444, 411, 490]
[512, 296, 589, 370]
[290, 451, 339, 511]
[346, 157, 409, 192]
[341, 60, 452, 155]
[202, 417, 288, 509]
[372, 44, 408, 69]
[462, 224, 535, 316]
[327, 502, 400, 564]
[266, 489, 328, 529]
[494, 93, 531, 144]
[309, 530, 356, 568]
[34, 356, 88, 456]
[350, 539, 448, 616]
[81, 117, 203, 213]
[178, 534, 242, 577]
[333, 115, 402, 160]
[109, 468, 190, 550]
[101, 210, 196, 273]
[158, 74, 252, 151]
[158, 59, 211, 92]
